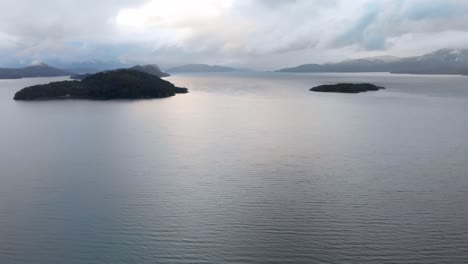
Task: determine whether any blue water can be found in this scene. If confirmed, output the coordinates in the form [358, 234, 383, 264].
[0, 72, 467, 263]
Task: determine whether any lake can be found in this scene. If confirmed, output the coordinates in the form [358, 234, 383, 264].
[0, 72, 467, 263]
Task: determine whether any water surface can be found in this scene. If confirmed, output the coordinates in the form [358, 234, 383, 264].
[0, 73, 467, 263]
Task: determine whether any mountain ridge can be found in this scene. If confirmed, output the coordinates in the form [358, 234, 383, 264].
[130, 64, 170, 78]
[277, 49, 468, 75]
[0, 63, 72, 79]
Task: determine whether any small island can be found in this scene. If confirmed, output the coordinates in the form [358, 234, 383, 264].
[310, 83, 385, 94]
[14, 69, 188, 101]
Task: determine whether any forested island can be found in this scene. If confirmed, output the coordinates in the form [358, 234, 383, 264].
[310, 83, 385, 94]
[14, 69, 188, 101]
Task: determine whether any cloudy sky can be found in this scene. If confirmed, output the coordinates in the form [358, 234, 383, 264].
[0, 0, 468, 70]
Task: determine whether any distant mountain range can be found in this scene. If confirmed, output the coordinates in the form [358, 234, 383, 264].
[0, 63, 72, 79]
[3, 49, 468, 79]
[0, 62, 170, 80]
[166, 64, 248, 73]
[277, 49, 468, 75]
[71, 64, 170, 80]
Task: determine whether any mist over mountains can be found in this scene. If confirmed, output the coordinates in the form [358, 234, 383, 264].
[166, 64, 249, 73]
[277, 49, 468, 75]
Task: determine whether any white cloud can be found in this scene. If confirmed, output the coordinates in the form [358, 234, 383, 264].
[0, 0, 468, 69]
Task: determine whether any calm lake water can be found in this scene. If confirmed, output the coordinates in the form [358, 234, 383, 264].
[0, 72, 467, 264]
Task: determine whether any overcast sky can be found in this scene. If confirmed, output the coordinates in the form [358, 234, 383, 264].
[0, 0, 468, 70]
